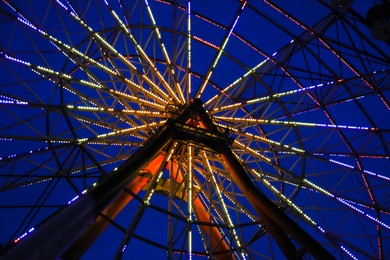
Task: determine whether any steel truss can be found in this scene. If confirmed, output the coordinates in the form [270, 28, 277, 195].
[1, 1, 389, 259]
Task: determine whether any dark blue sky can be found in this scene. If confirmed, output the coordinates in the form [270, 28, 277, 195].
[0, 0, 389, 259]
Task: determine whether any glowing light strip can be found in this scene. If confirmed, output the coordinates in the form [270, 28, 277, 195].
[66, 8, 135, 70]
[362, 169, 390, 181]
[15, 157, 127, 190]
[103, 18, 167, 102]
[233, 140, 271, 163]
[312, 152, 389, 159]
[189, 170, 233, 258]
[73, 113, 113, 131]
[248, 130, 387, 183]
[66, 105, 166, 117]
[195, 223, 209, 256]
[9, 3, 166, 107]
[212, 81, 335, 112]
[76, 120, 166, 144]
[0, 146, 50, 162]
[196, 1, 247, 99]
[3, 52, 166, 112]
[55, 2, 170, 105]
[123, 77, 168, 105]
[301, 178, 390, 230]
[67, 195, 79, 204]
[110, 89, 166, 110]
[215, 122, 306, 154]
[197, 164, 261, 237]
[1, 52, 30, 66]
[101, 1, 180, 104]
[202, 152, 247, 259]
[14, 227, 35, 244]
[214, 115, 371, 131]
[222, 125, 387, 188]
[255, 171, 317, 226]
[0, 94, 28, 105]
[187, 0, 192, 99]
[144, 0, 185, 103]
[224, 124, 388, 182]
[205, 59, 267, 106]
[266, 0, 390, 111]
[0, 136, 142, 165]
[144, 170, 164, 205]
[187, 145, 193, 259]
[206, 15, 388, 110]
[253, 170, 360, 259]
[1, 52, 75, 85]
[328, 159, 389, 181]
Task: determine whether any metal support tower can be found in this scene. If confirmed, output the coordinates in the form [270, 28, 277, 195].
[4, 99, 334, 259]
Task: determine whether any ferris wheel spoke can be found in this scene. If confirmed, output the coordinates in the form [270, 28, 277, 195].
[254, 169, 390, 216]
[3, 55, 164, 114]
[0, 144, 78, 191]
[252, 159, 390, 239]
[186, 0, 192, 101]
[224, 117, 389, 161]
[205, 8, 339, 109]
[253, 168, 379, 259]
[1, 0, 388, 258]
[266, 0, 390, 112]
[66, 105, 167, 118]
[73, 120, 166, 145]
[210, 69, 389, 115]
[0, 138, 125, 190]
[195, 1, 247, 100]
[194, 159, 257, 218]
[99, 0, 181, 104]
[143, 0, 185, 104]
[322, 33, 390, 111]
[232, 140, 388, 223]
[214, 115, 381, 133]
[162, 149, 238, 257]
[65, 106, 165, 136]
[0, 134, 143, 151]
[190, 174, 260, 259]
[7, 175, 62, 245]
[316, 106, 383, 215]
[1, 120, 161, 158]
[53, 2, 174, 106]
[191, 178, 241, 258]
[4, 3, 170, 109]
[231, 129, 389, 183]
[1, 51, 167, 125]
[114, 148, 175, 258]
[199, 151, 250, 258]
[1, 150, 132, 192]
[248, 156, 387, 258]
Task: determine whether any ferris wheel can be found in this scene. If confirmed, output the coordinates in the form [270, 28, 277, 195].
[0, 0, 389, 259]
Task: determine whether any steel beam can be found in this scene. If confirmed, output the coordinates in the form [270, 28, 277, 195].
[3, 99, 335, 259]
[188, 99, 334, 259]
[219, 144, 335, 259]
[4, 122, 176, 259]
[61, 154, 166, 259]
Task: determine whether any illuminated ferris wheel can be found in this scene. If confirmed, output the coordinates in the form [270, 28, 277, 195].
[0, 0, 389, 259]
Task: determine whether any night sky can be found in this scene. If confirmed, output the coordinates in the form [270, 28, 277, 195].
[0, 0, 389, 259]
